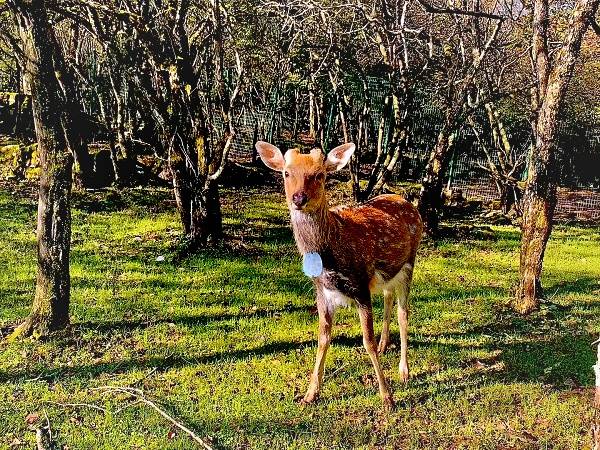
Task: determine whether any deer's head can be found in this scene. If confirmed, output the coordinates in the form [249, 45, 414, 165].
[256, 141, 355, 212]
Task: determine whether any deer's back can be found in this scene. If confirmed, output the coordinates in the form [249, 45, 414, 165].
[325, 194, 422, 295]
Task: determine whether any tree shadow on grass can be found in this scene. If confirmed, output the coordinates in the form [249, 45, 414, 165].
[72, 188, 174, 214]
[74, 304, 310, 333]
[226, 222, 293, 245]
[1, 303, 597, 425]
[3, 248, 597, 425]
[544, 277, 600, 298]
[0, 338, 313, 384]
[499, 332, 596, 386]
[0, 303, 314, 383]
[417, 301, 597, 387]
[188, 328, 596, 448]
[170, 221, 293, 259]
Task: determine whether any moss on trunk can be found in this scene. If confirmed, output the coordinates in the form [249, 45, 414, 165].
[9, 0, 73, 339]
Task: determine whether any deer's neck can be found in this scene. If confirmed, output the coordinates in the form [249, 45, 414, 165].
[290, 202, 333, 254]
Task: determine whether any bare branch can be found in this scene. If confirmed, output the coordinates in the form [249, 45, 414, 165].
[95, 386, 213, 450]
[415, 0, 504, 20]
[590, 17, 600, 35]
[45, 400, 108, 414]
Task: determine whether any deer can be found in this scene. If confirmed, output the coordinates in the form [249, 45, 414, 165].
[256, 141, 423, 409]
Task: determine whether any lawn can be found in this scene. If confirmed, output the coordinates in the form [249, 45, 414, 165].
[0, 181, 599, 449]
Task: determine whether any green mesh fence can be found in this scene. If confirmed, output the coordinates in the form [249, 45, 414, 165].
[226, 77, 600, 220]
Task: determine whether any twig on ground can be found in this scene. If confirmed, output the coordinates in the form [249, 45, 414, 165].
[326, 362, 350, 381]
[546, 286, 561, 302]
[35, 410, 52, 450]
[46, 400, 108, 414]
[138, 367, 158, 383]
[43, 410, 51, 442]
[94, 386, 213, 450]
[25, 370, 60, 383]
[114, 399, 141, 414]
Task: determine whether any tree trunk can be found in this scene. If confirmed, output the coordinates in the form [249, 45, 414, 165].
[169, 145, 194, 235]
[12, 8, 94, 188]
[10, 0, 73, 339]
[108, 68, 134, 183]
[517, 102, 563, 312]
[52, 48, 94, 188]
[308, 51, 318, 139]
[193, 179, 222, 246]
[418, 126, 456, 236]
[366, 94, 409, 199]
[328, 68, 364, 202]
[495, 179, 519, 215]
[169, 144, 222, 250]
[517, 165, 557, 313]
[515, 0, 599, 313]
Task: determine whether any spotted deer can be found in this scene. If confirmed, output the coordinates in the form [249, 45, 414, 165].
[256, 141, 423, 409]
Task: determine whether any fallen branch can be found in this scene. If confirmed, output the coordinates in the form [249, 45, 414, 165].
[114, 399, 142, 414]
[46, 401, 108, 414]
[94, 386, 213, 450]
[35, 410, 52, 450]
[36, 428, 50, 450]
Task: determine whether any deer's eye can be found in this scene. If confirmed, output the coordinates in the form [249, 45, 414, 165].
[284, 171, 290, 178]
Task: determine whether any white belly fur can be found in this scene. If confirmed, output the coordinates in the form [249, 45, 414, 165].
[322, 263, 413, 312]
[322, 287, 355, 313]
[370, 263, 413, 294]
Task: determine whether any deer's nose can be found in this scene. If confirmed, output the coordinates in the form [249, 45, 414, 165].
[292, 192, 308, 208]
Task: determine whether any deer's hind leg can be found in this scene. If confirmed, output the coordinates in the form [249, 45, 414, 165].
[378, 290, 394, 354]
[357, 305, 394, 410]
[396, 262, 414, 383]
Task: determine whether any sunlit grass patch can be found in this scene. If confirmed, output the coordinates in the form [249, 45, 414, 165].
[0, 184, 598, 448]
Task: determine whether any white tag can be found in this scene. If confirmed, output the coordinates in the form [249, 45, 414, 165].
[303, 252, 323, 278]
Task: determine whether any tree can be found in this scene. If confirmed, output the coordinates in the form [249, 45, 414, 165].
[466, 16, 533, 217]
[352, 0, 424, 201]
[416, 0, 505, 236]
[7, 0, 74, 338]
[515, 0, 600, 313]
[0, 2, 95, 188]
[82, 0, 243, 249]
[50, 24, 96, 189]
[468, 102, 526, 215]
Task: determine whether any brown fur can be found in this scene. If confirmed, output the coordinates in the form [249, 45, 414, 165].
[256, 141, 423, 409]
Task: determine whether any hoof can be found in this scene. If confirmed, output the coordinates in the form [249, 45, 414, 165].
[383, 395, 396, 411]
[399, 363, 409, 383]
[296, 391, 319, 405]
[377, 340, 388, 354]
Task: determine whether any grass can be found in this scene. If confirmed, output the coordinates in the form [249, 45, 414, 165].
[0, 181, 599, 449]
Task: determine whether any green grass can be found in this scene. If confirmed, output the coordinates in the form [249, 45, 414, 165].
[0, 182, 599, 449]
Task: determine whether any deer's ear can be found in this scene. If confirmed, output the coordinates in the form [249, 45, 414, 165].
[325, 143, 355, 172]
[256, 141, 285, 171]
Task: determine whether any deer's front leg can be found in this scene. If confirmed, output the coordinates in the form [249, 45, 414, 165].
[301, 300, 333, 405]
[357, 304, 395, 410]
